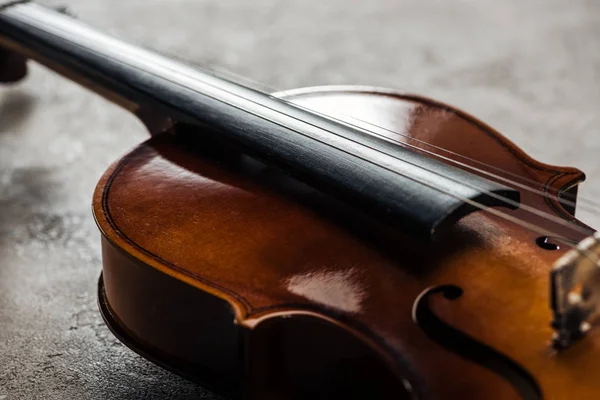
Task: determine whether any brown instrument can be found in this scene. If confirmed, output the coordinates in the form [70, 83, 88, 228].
[2, 2, 600, 399]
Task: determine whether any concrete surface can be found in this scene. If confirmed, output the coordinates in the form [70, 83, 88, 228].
[0, 0, 599, 399]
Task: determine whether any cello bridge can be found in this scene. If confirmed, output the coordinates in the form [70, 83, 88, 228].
[551, 232, 600, 349]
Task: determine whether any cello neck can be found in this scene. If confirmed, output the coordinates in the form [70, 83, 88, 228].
[0, 1, 520, 242]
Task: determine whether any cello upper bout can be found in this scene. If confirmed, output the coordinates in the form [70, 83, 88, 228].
[276, 86, 585, 218]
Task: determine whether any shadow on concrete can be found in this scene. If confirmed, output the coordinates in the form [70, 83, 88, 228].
[0, 90, 35, 134]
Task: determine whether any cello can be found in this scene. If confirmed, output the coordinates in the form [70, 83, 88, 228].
[1, 2, 599, 399]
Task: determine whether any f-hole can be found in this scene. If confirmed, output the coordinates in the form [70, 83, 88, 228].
[412, 285, 542, 400]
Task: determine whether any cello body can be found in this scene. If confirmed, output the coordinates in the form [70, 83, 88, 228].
[94, 87, 596, 399]
[0, 1, 597, 398]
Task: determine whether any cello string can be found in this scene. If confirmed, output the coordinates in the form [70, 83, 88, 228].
[262, 99, 594, 239]
[194, 63, 600, 210]
[155, 62, 596, 240]
[38, 5, 593, 214]
[127, 55, 595, 239]
[275, 93, 599, 210]
[275, 97, 600, 216]
[68, 27, 599, 212]
[23, 14, 595, 246]
[325, 107, 598, 209]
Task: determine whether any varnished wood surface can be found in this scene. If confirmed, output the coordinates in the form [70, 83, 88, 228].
[1, 1, 599, 399]
[95, 87, 598, 399]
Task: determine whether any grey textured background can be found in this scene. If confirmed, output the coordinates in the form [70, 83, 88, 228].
[0, 0, 599, 399]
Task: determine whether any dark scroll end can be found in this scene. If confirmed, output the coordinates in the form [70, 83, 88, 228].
[0, 1, 34, 82]
[0, 1, 31, 83]
[0, 47, 27, 83]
